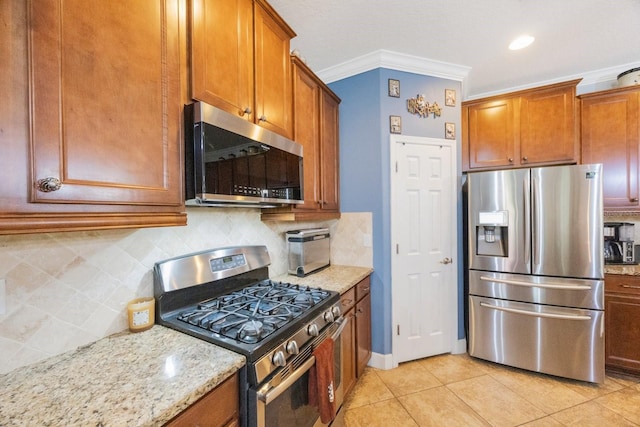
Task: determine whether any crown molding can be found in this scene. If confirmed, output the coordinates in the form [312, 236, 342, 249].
[316, 49, 640, 100]
[467, 61, 640, 100]
[316, 49, 471, 84]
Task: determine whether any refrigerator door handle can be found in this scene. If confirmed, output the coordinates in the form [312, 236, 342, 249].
[479, 302, 592, 320]
[531, 176, 539, 267]
[479, 275, 592, 290]
[523, 177, 531, 265]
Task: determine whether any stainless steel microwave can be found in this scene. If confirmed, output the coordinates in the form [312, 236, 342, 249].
[184, 101, 303, 207]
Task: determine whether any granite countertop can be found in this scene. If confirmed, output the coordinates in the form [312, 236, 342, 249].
[0, 265, 371, 426]
[274, 264, 374, 295]
[604, 264, 640, 276]
[0, 325, 245, 427]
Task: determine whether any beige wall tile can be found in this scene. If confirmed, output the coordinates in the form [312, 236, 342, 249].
[0, 210, 373, 374]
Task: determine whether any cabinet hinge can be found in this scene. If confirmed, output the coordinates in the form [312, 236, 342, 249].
[397, 325, 400, 335]
[395, 162, 398, 173]
[396, 244, 399, 254]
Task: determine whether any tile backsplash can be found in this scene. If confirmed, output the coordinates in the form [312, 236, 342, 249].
[0, 209, 372, 374]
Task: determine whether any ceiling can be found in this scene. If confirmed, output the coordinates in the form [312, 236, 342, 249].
[269, 0, 640, 100]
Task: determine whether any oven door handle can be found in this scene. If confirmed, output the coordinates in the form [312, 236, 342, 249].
[330, 316, 348, 341]
[256, 356, 316, 404]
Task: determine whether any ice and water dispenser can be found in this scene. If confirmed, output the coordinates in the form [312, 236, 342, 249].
[476, 211, 509, 257]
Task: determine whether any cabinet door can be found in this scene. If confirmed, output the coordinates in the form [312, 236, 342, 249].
[291, 59, 321, 211]
[253, 0, 294, 139]
[582, 89, 640, 210]
[520, 84, 578, 165]
[465, 98, 518, 169]
[319, 90, 340, 212]
[605, 293, 640, 375]
[166, 372, 239, 427]
[191, 0, 254, 118]
[261, 57, 341, 221]
[355, 292, 372, 378]
[29, 0, 182, 207]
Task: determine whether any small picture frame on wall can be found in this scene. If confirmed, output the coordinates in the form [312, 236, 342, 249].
[445, 89, 456, 107]
[388, 79, 400, 97]
[390, 115, 402, 134]
[445, 122, 456, 139]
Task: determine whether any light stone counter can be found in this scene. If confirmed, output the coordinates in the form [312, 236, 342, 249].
[605, 265, 640, 276]
[0, 325, 245, 426]
[274, 265, 373, 295]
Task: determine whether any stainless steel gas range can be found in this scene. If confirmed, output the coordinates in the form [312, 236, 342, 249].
[153, 246, 346, 427]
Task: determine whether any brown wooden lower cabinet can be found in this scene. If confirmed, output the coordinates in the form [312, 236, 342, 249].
[604, 274, 640, 377]
[340, 276, 372, 397]
[165, 372, 239, 427]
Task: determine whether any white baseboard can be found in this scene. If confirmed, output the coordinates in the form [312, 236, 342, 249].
[368, 338, 468, 371]
[367, 352, 395, 370]
[453, 338, 467, 355]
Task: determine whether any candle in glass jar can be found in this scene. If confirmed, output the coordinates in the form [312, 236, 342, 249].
[127, 297, 155, 332]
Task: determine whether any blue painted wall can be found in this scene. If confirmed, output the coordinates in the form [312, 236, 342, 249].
[329, 68, 463, 356]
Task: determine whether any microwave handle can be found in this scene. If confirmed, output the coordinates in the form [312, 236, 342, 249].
[257, 356, 316, 404]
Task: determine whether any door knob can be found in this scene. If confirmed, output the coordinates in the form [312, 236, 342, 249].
[440, 257, 453, 264]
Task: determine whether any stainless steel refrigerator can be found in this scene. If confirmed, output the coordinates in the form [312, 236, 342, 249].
[467, 164, 604, 383]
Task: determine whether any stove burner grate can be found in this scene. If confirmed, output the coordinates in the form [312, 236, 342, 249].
[176, 280, 331, 344]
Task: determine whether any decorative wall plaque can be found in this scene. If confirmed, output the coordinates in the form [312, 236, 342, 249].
[407, 94, 441, 118]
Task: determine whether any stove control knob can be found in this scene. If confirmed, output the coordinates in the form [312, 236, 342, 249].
[286, 340, 299, 355]
[323, 311, 335, 322]
[331, 306, 341, 318]
[272, 351, 287, 367]
[307, 323, 319, 337]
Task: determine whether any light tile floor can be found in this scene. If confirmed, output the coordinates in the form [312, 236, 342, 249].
[341, 353, 640, 426]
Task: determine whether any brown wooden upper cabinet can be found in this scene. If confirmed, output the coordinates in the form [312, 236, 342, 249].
[261, 57, 340, 221]
[462, 80, 581, 171]
[191, 0, 295, 139]
[0, 0, 186, 234]
[580, 86, 640, 211]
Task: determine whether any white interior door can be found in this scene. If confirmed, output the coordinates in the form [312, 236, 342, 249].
[390, 135, 457, 366]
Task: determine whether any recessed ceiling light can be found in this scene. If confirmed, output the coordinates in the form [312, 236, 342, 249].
[509, 35, 535, 50]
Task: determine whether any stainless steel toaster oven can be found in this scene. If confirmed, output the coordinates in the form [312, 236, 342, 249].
[287, 228, 330, 277]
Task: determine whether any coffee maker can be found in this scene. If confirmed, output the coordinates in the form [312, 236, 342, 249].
[604, 222, 635, 264]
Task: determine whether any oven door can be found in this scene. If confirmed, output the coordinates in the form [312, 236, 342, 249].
[250, 318, 347, 427]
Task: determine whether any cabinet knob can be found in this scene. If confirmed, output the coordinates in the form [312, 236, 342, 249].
[241, 107, 252, 116]
[36, 177, 62, 192]
[522, 156, 528, 161]
[631, 197, 639, 202]
[259, 115, 267, 122]
[508, 158, 514, 163]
